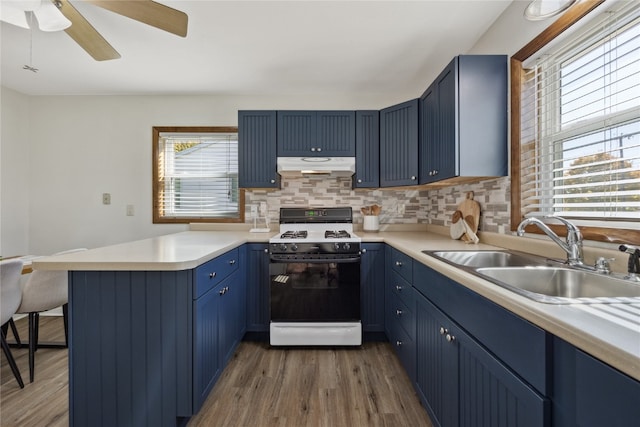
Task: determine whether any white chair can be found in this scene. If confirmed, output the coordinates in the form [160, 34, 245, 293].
[1, 259, 25, 388]
[16, 248, 87, 382]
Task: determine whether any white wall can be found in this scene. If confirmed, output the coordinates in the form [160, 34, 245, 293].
[0, 0, 562, 255]
[1, 87, 30, 256]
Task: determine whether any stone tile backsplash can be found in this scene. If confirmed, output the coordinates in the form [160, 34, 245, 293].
[244, 176, 512, 233]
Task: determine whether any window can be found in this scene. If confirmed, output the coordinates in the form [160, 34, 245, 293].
[152, 127, 244, 223]
[512, 0, 640, 243]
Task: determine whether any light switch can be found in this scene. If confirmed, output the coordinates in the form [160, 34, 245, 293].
[102, 193, 111, 205]
[126, 205, 134, 216]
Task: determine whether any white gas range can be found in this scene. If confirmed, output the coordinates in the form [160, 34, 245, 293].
[268, 207, 362, 346]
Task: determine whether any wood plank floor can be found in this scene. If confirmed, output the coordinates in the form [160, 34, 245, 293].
[2, 317, 433, 427]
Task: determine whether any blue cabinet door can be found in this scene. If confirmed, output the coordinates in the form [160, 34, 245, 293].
[218, 271, 243, 368]
[380, 99, 419, 187]
[419, 82, 439, 184]
[193, 281, 222, 411]
[552, 337, 640, 427]
[415, 293, 458, 427]
[277, 111, 355, 157]
[354, 111, 380, 188]
[360, 243, 385, 332]
[434, 58, 458, 181]
[317, 111, 356, 156]
[245, 243, 270, 332]
[238, 111, 279, 188]
[277, 111, 316, 156]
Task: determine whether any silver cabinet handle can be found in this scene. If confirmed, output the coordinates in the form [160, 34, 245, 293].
[229, 259, 236, 265]
[264, 248, 269, 253]
[311, 147, 316, 152]
[395, 261, 403, 267]
[396, 309, 403, 316]
[411, 176, 416, 180]
[439, 327, 447, 335]
[428, 171, 433, 176]
[270, 179, 276, 184]
[317, 147, 322, 152]
[396, 340, 403, 347]
[395, 285, 403, 291]
[361, 248, 367, 253]
[446, 334, 455, 343]
[209, 272, 217, 279]
[357, 179, 362, 183]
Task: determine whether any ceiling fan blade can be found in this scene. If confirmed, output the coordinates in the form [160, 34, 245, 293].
[55, 0, 120, 61]
[87, 0, 188, 37]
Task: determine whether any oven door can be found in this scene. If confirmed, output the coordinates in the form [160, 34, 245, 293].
[269, 257, 361, 323]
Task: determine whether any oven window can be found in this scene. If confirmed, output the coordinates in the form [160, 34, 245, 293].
[270, 261, 360, 322]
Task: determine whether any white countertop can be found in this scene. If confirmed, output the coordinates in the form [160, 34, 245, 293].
[33, 229, 640, 381]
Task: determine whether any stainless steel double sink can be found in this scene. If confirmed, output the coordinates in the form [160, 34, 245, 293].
[422, 250, 640, 304]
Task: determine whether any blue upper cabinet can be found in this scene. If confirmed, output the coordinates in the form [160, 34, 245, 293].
[277, 110, 355, 157]
[238, 111, 279, 188]
[380, 99, 419, 187]
[354, 110, 380, 188]
[419, 55, 508, 185]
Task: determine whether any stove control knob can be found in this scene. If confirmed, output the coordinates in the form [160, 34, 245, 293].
[279, 244, 287, 251]
[344, 243, 350, 251]
[334, 243, 341, 251]
[291, 244, 298, 252]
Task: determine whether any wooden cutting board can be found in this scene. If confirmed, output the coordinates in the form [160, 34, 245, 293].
[452, 191, 480, 241]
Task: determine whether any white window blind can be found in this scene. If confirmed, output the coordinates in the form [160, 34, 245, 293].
[520, 1, 640, 222]
[157, 132, 239, 219]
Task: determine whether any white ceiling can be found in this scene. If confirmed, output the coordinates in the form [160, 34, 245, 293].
[0, 1, 513, 97]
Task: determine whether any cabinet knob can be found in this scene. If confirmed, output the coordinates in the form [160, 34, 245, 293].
[361, 248, 367, 254]
[439, 326, 448, 335]
[395, 285, 403, 291]
[395, 261, 403, 267]
[428, 171, 433, 176]
[270, 179, 276, 184]
[411, 176, 416, 180]
[209, 272, 217, 279]
[396, 340, 403, 347]
[311, 147, 316, 152]
[317, 147, 322, 152]
[229, 259, 236, 265]
[396, 309, 403, 316]
[446, 334, 456, 343]
[264, 248, 269, 253]
[357, 179, 362, 183]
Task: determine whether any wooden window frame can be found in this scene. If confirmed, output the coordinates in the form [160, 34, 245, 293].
[152, 126, 245, 224]
[510, 0, 640, 244]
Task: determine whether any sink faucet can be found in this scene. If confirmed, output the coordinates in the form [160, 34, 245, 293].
[516, 216, 585, 267]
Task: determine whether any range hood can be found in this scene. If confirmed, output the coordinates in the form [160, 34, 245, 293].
[277, 157, 356, 177]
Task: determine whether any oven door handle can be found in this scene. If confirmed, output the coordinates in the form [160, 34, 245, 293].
[270, 256, 361, 264]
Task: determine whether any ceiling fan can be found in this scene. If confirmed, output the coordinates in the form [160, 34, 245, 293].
[0, 0, 188, 61]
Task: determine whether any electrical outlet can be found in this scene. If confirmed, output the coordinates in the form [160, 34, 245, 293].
[102, 193, 111, 205]
[397, 204, 405, 215]
[250, 204, 259, 218]
[126, 204, 135, 216]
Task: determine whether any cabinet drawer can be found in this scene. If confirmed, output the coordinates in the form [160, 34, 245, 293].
[389, 270, 412, 307]
[194, 248, 240, 299]
[388, 320, 416, 381]
[390, 247, 413, 283]
[388, 287, 415, 339]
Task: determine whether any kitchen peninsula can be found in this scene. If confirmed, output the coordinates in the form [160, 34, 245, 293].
[33, 228, 640, 427]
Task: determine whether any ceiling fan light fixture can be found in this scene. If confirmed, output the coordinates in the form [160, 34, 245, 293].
[33, 0, 70, 31]
[525, 0, 578, 21]
[0, 4, 30, 28]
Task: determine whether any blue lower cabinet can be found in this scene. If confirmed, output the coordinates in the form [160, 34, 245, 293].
[245, 243, 270, 333]
[361, 243, 385, 333]
[68, 247, 246, 426]
[415, 293, 548, 427]
[552, 337, 640, 427]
